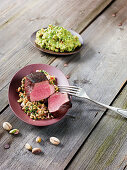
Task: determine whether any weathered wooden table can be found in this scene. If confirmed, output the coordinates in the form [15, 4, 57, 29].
[0, 0, 127, 169]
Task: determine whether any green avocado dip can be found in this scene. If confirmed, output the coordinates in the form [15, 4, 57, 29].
[35, 25, 81, 52]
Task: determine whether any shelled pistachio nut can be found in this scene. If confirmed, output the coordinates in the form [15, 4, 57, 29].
[50, 137, 60, 145]
[32, 148, 42, 154]
[36, 136, 42, 143]
[3, 122, 12, 131]
[25, 143, 32, 151]
[9, 129, 19, 135]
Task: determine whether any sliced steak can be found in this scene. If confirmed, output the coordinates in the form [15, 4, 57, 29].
[48, 92, 72, 117]
[30, 81, 55, 102]
[24, 72, 55, 101]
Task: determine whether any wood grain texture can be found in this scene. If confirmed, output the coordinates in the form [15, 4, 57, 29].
[67, 84, 127, 170]
[0, 100, 105, 170]
[50, 0, 127, 106]
[0, 0, 114, 111]
[0, 0, 127, 169]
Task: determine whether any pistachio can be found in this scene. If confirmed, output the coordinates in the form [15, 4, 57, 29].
[9, 129, 19, 135]
[32, 148, 42, 154]
[36, 136, 42, 143]
[50, 137, 60, 145]
[3, 122, 12, 131]
[25, 143, 32, 151]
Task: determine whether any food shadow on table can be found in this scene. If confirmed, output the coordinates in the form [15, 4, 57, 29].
[32, 97, 105, 144]
[70, 43, 97, 64]
[47, 43, 97, 67]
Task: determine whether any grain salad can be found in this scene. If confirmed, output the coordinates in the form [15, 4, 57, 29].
[17, 70, 58, 120]
[35, 25, 81, 52]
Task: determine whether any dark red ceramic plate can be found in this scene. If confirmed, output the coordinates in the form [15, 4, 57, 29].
[8, 64, 70, 126]
[30, 29, 83, 55]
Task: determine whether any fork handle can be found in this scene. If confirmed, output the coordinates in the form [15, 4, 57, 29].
[88, 99, 127, 118]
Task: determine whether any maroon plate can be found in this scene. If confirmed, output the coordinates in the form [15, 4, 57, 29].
[30, 29, 84, 56]
[8, 64, 70, 126]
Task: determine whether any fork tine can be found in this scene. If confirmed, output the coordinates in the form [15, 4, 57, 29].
[59, 88, 80, 92]
[58, 86, 81, 92]
[60, 88, 79, 93]
[61, 91, 78, 96]
[58, 85, 80, 90]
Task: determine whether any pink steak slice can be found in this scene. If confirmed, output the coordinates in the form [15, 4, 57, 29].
[24, 72, 55, 101]
[30, 81, 55, 102]
[48, 92, 72, 117]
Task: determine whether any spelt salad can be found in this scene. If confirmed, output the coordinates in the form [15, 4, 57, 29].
[17, 70, 58, 120]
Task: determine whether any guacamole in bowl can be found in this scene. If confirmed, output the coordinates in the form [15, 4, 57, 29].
[35, 25, 82, 53]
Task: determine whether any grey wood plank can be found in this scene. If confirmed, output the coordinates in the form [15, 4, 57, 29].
[0, 0, 42, 30]
[50, 0, 127, 104]
[0, 0, 35, 26]
[67, 84, 127, 170]
[0, 0, 114, 111]
[0, 0, 15, 12]
[0, 0, 127, 169]
[0, 96, 106, 170]
[0, 0, 112, 56]
[1, 0, 127, 169]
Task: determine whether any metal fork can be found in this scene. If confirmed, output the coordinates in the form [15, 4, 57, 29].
[58, 85, 127, 118]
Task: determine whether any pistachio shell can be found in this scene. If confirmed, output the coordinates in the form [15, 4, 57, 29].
[25, 143, 32, 151]
[32, 148, 42, 154]
[9, 129, 19, 135]
[3, 122, 12, 131]
[50, 137, 60, 145]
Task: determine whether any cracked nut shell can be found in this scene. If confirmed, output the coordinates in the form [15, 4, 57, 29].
[3, 122, 12, 131]
[32, 148, 42, 154]
[9, 129, 19, 135]
[25, 143, 32, 151]
[50, 137, 60, 145]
